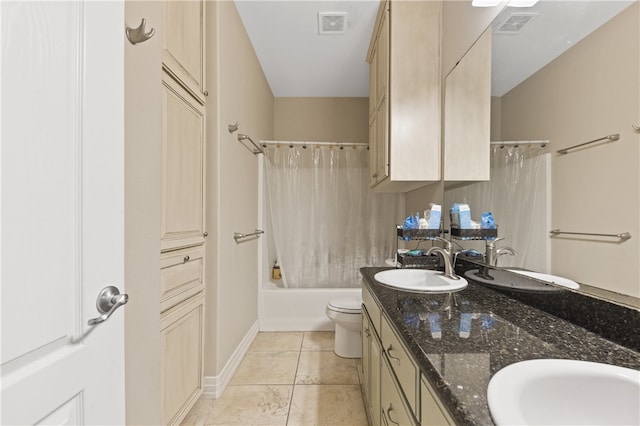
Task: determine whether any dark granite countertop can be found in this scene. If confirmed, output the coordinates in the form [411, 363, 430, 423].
[360, 266, 640, 425]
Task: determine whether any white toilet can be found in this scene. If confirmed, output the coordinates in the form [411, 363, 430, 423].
[326, 297, 362, 358]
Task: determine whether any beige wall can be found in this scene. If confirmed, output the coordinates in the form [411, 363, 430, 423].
[500, 3, 639, 297]
[124, 1, 162, 424]
[205, 1, 275, 377]
[274, 97, 368, 142]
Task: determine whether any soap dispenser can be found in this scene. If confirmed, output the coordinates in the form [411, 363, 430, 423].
[272, 260, 281, 280]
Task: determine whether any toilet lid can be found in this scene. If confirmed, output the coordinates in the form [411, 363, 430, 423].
[328, 297, 362, 314]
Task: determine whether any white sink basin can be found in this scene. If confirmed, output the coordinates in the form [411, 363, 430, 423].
[374, 269, 467, 293]
[488, 359, 640, 425]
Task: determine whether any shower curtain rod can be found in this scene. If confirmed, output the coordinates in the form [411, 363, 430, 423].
[490, 140, 549, 147]
[260, 140, 369, 149]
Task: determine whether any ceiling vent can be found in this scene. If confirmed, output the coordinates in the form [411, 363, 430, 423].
[318, 12, 348, 35]
[494, 12, 538, 35]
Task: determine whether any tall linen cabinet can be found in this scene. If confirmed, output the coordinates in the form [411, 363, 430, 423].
[160, 1, 207, 424]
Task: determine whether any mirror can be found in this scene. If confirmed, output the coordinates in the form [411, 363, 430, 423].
[444, 0, 639, 304]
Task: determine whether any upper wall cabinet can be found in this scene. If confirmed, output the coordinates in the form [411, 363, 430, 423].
[443, 28, 491, 182]
[163, 1, 207, 104]
[367, 0, 442, 193]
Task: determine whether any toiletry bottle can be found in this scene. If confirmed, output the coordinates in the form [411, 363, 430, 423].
[272, 260, 281, 280]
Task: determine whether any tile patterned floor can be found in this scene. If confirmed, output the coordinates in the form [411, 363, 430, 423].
[181, 331, 368, 426]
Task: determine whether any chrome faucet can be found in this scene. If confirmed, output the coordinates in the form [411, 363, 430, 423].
[485, 237, 518, 266]
[426, 237, 460, 280]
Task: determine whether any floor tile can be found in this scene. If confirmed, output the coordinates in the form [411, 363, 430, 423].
[286, 384, 368, 426]
[249, 332, 304, 352]
[205, 385, 292, 425]
[295, 351, 359, 385]
[230, 351, 300, 385]
[180, 398, 216, 426]
[301, 331, 335, 351]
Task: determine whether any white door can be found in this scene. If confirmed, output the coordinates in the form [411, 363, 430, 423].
[1, 1, 126, 424]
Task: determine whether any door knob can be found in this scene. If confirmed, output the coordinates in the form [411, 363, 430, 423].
[88, 286, 129, 326]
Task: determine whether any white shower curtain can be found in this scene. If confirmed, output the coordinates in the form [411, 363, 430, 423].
[264, 145, 402, 288]
[444, 145, 545, 268]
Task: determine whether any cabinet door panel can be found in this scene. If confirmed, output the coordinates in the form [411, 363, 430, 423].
[163, 0, 205, 103]
[161, 74, 205, 251]
[161, 294, 205, 425]
[443, 28, 491, 181]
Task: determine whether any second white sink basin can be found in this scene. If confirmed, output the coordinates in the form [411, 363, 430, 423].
[374, 269, 467, 293]
[487, 359, 640, 425]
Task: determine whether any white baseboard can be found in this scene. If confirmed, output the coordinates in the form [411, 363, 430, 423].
[202, 320, 259, 399]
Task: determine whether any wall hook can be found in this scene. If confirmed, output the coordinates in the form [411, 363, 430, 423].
[228, 122, 240, 133]
[126, 18, 155, 45]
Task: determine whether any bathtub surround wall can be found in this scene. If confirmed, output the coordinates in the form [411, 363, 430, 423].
[499, 3, 639, 297]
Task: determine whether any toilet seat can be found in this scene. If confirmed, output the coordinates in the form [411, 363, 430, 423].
[327, 297, 362, 314]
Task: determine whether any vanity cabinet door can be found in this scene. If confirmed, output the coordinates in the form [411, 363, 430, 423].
[163, 0, 206, 103]
[362, 308, 382, 426]
[161, 72, 206, 252]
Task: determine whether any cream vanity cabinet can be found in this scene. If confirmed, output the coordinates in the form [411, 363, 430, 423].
[367, 0, 442, 192]
[443, 28, 492, 182]
[362, 284, 453, 426]
[163, 0, 206, 104]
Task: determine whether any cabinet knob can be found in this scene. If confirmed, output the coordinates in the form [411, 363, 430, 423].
[203, 231, 208, 238]
[183, 255, 190, 263]
[203, 90, 209, 97]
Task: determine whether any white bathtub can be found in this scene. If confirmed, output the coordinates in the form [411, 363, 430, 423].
[259, 287, 362, 331]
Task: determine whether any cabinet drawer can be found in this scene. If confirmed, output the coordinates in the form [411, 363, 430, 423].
[381, 314, 418, 415]
[363, 284, 381, 333]
[160, 246, 204, 312]
[381, 355, 417, 426]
